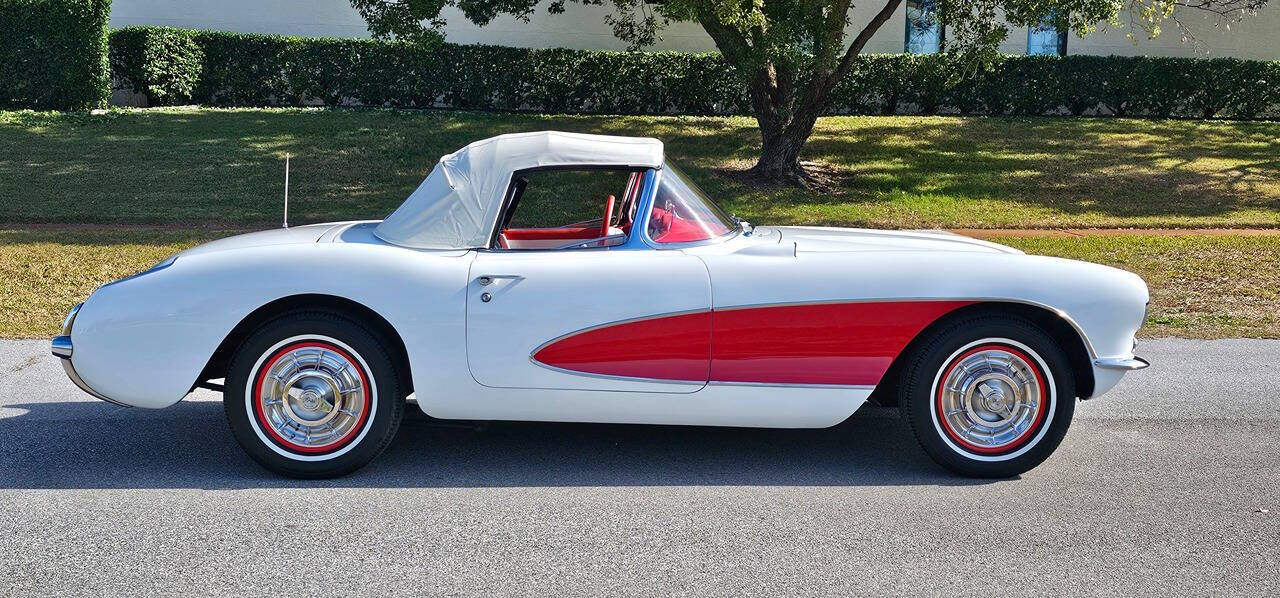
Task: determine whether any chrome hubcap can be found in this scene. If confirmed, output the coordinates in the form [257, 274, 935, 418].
[937, 345, 1044, 453]
[256, 343, 368, 451]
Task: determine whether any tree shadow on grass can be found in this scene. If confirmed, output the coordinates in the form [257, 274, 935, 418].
[4, 109, 1277, 227]
[791, 117, 1280, 219]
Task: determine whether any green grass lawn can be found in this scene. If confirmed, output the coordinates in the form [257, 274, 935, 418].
[2, 107, 1278, 228]
[3, 228, 1276, 339]
[3, 107, 1278, 339]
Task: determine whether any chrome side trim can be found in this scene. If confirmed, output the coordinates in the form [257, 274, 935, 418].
[61, 302, 82, 335]
[524, 307, 712, 387]
[707, 381, 876, 390]
[714, 296, 1102, 359]
[527, 357, 708, 387]
[528, 357, 879, 390]
[1094, 356, 1150, 371]
[526, 298, 1108, 387]
[527, 307, 712, 359]
[58, 356, 131, 407]
[51, 335, 73, 358]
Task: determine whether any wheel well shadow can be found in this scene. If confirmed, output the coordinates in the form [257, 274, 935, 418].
[196, 294, 414, 396]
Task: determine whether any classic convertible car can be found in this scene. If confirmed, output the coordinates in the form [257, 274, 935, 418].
[52, 131, 1149, 478]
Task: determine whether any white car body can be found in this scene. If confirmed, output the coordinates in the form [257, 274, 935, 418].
[53, 131, 1149, 433]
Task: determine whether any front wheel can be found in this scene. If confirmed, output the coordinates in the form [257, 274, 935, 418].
[224, 310, 405, 478]
[899, 315, 1075, 478]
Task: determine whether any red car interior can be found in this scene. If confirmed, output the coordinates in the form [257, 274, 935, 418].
[648, 207, 715, 243]
[600, 194, 615, 237]
[498, 173, 642, 249]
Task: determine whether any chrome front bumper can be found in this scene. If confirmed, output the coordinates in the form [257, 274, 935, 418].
[51, 303, 130, 407]
[1094, 337, 1150, 371]
[51, 335, 72, 357]
[1094, 356, 1150, 370]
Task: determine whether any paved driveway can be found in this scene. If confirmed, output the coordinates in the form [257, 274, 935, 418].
[1, 338, 1276, 597]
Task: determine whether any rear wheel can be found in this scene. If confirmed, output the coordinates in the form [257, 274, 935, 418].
[899, 315, 1075, 477]
[224, 310, 405, 478]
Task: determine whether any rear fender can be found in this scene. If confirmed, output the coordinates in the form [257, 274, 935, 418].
[70, 242, 471, 408]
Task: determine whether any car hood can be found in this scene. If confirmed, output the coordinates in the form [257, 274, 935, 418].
[179, 222, 354, 257]
[770, 226, 1022, 255]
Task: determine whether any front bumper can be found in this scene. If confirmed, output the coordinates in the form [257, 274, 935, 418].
[1094, 337, 1150, 371]
[1094, 356, 1150, 370]
[51, 303, 131, 408]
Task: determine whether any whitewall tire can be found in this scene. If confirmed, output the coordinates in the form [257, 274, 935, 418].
[900, 314, 1075, 477]
[224, 310, 405, 478]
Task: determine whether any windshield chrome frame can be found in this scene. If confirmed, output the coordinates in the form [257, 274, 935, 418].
[633, 164, 741, 250]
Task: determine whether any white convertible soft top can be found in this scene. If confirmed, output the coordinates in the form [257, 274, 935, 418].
[374, 131, 664, 249]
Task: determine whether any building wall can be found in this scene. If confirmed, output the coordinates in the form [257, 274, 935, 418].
[109, 0, 1279, 59]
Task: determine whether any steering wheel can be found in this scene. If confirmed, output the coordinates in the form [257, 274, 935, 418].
[600, 194, 616, 237]
[648, 199, 674, 241]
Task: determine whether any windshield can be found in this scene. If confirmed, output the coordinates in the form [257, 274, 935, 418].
[646, 161, 737, 244]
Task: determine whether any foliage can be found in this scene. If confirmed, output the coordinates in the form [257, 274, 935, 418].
[108, 28, 1280, 119]
[344, 0, 1271, 181]
[109, 29, 751, 113]
[110, 27, 204, 105]
[0, 0, 111, 110]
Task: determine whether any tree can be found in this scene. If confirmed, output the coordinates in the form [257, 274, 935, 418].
[350, 0, 1269, 185]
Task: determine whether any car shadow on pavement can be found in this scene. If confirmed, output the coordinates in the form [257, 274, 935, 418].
[0, 399, 1002, 489]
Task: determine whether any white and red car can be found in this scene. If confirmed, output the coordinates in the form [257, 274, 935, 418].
[52, 131, 1149, 478]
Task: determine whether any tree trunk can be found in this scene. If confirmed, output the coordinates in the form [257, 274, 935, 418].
[700, 0, 905, 187]
[747, 120, 810, 185]
[745, 90, 824, 186]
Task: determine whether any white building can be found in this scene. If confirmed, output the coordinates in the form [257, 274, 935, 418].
[109, 0, 1279, 59]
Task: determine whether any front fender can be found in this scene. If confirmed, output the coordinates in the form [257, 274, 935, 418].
[696, 248, 1149, 398]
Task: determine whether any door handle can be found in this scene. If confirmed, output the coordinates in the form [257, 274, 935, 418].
[477, 274, 523, 286]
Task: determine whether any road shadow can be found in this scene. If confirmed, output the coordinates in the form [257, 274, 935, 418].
[0, 399, 999, 490]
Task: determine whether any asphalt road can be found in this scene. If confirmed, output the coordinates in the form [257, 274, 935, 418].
[1, 338, 1276, 597]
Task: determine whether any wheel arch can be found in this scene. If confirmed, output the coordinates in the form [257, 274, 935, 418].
[196, 294, 414, 396]
[869, 301, 1094, 407]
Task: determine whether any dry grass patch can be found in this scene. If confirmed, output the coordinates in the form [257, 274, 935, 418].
[0, 229, 223, 338]
[1, 226, 1277, 339]
[995, 235, 1280, 339]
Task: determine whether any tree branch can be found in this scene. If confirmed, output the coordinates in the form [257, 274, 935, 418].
[698, 14, 785, 131]
[814, 0, 854, 69]
[832, 0, 904, 88]
[784, 0, 904, 137]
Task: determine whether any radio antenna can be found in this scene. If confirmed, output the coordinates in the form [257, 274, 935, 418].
[282, 153, 290, 229]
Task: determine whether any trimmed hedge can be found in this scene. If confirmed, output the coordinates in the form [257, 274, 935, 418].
[109, 27, 1280, 119]
[1, 0, 111, 110]
[109, 27, 750, 113]
[110, 26, 203, 106]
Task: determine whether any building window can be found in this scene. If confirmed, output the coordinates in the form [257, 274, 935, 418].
[1027, 13, 1067, 56]
[904, 0, 943, 54]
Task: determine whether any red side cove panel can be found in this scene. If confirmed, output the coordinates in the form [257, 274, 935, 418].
[711, 301, 973, 386]
[531, 301, 972, 386]
[502, 227, 600, 241]
[532, 311, 713, 382]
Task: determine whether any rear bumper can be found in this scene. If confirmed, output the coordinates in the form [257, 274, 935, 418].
[53, 349, 132, 408]
[51, 335, 72, 358]
[51, 304, 131, 408]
